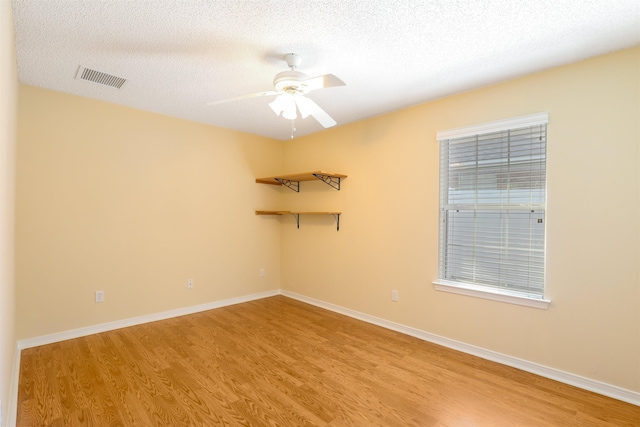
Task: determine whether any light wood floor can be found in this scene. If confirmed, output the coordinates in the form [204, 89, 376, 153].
[18, 296, 639, 426]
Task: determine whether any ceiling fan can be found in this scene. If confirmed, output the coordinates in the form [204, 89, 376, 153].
[207, 53, 345, 129]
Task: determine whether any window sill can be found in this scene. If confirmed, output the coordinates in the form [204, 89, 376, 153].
[433, 280, 551, 309]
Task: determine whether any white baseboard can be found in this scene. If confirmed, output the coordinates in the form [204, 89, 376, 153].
[9, 286, 638, 426]
[281, 290, 640, 406]
[18, 289, 280, 350]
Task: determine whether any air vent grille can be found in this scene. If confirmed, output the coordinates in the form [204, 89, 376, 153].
[76, 66, 127, 89]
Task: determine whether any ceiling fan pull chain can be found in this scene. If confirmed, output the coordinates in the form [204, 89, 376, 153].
[290, 118, 296, 139]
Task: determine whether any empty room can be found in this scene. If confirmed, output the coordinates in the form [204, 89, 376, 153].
[1, 1, 639, 426]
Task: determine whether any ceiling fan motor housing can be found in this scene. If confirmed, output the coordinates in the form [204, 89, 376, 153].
[273, 70, 309, 94]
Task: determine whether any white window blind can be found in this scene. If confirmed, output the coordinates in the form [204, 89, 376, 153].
[437, 114, 548, 299]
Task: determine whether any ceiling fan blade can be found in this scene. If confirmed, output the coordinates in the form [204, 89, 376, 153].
[294, 96, 337, 128]
[206, 90, 279, 106]
[301, 74, 345, 92]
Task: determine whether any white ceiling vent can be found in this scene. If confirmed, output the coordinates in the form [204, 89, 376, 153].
[75, 66, 127, 89]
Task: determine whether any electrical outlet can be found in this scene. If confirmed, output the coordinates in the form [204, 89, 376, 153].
[95, 290, 104, 303]
[391, 290, 398, 302]
[260, 268, 265, 278]
[188, 279, 194, 289]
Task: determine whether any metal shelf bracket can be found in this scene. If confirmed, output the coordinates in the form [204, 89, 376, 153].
[290, 213, 300, 229]
[275, 178, 300, 192]
[313, 173, 341, 190]
[288, 213, 341, 231]
[333, 213, 341, 231]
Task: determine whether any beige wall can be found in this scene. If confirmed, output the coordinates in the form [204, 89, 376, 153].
[14, 46, 639, 397]
[16, 86, 283, 340]
[282, 47, 640, 392]
[0, 0, 17, 424]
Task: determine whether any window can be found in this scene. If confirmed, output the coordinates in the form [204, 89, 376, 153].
[434, 113, 550, 309]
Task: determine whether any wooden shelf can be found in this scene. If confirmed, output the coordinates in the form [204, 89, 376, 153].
[255, 211, 341, 215]
[255, 210, 291, 215]
[255, 171, 346, 230]
[256, 171, 347, 192]
[255, 210, 342, 231]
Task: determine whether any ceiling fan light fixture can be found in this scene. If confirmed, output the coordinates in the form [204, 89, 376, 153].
[273, 70, 309, 94]
[207, 53, 343, 130]
[282, 103, 297, 121]
[268, 94, 297, 120]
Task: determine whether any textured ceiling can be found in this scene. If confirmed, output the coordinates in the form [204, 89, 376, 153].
[11, 0, 640, 141]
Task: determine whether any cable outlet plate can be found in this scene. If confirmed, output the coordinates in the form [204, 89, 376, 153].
[95, 290, 104, 303]
[188, 279, 194, 289]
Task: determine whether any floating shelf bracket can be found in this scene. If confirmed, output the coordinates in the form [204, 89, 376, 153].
[274, 178, 300, 192]
[313, 173, 342, 190]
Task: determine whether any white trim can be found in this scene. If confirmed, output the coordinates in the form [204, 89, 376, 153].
[281, 290, 639, 406]
[436, 112, 549, 140]
[18, 289, 279, 350]
[433, 280, 551, 309]
[5, 346, 20, 427]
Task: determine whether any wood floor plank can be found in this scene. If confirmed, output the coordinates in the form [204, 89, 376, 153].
[17, 295, 640, 426]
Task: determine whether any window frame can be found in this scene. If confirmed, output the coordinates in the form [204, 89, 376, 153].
[433, 113, 551, 309]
